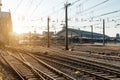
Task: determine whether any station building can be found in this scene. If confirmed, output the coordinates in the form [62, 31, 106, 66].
[56, 27, 110, 44]
[0, 1, 13, 44]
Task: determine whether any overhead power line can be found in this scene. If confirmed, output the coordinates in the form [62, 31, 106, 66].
[71, 0, 81, 5]
[69, 0, 111, 22]
[28, 0, 34, 9]
[14, 0, 23, 13]
[80, 0, 89, 5]
[41, 0, 82, 17]
[31, 0, 66, 20]
[80, 0, 110, 14]
[93, 9, 120, 18]
[31, 0, 82, 21]
[30, 0, 43, 17]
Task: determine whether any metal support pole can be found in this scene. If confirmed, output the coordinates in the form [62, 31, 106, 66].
[47, 17, 50, 47]
[91, 25, 93, 44]
[29, 32, 31, 46]
[65, 3, 71, 50]
[79, 28, 82, 44]
[71, 33, 72, 45]
[103, 19, 105, 46]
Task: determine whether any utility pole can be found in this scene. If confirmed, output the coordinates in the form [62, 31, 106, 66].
[29, 31, 31, 46]
[71, 33, 72, 45]
[65, 3, 71, 50]
[91, 25, 93, 44]
[47, 17, 50, 47]
[79, 28, 82, 44]
[0, 0, 2, 12]
[103, 19, 105, 46]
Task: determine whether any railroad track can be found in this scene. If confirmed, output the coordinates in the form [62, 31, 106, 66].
[0, 50, 48, 80]
[47, 45, 120, 58]
[38, 46, 120, 66]
[22, 46, 120, 80]
[34, 53, 120, 80]
[71, 45, 120, 57]
[5, 46, 120, 80]
[2, 47, 76, 80]
[18, 51, 76, 80]
[17, 46, 120, 71]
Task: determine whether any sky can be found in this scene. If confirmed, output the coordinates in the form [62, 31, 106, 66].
[1, 0, 120, 37]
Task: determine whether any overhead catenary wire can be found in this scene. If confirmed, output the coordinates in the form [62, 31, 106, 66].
[22, 0, 34, 16]
[69, 7, 119, 30]
[29, 0, 85, 27]
[31, 7, 64, 21]
[73, 0, 111, 21]
[87, 9, 120, 19]
[39, 0, 118, 25]
[13, 0, 23, 13]
[66, 0, 110, 23]
[40, 0, 82, 20]
[74, 8, 120, 31]
[79, 0, 110, 14]
[27, 0, 34, 11]
[30, 0, 66, 21]
[70, 0, 81, 5]
[37, 0, 82, 19]
[31, 0, 86, 22]
[18, 0, 120, 33]
[30, 0, 43, 17]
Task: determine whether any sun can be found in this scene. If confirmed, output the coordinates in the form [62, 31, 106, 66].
[13, 21, 29, 34]
[13, 26, 25, 34]
[13, 25, 31, 34]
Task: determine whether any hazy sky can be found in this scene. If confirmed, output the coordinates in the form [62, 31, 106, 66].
[1, 0, 120, 37]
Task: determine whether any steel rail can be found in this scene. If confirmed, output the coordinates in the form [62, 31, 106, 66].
[24, 52, 76, 80]
[35, 54, 115, 80]
[0, 51, 25, 80]
[1, 50, 46, 80]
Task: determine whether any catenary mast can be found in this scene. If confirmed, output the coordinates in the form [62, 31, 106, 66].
[0, 0, 2, 12]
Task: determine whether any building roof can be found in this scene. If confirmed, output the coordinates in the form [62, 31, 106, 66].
[0, 12, 10, 18]
[56, 28, 110, 39]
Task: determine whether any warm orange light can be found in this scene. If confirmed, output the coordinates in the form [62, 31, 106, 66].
[13, 28, 23, 34]
[13, 21, 29, 34]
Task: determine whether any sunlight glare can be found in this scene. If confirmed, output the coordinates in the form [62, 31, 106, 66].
[13, 27, 24, 34]
[13, 17, 30, 34]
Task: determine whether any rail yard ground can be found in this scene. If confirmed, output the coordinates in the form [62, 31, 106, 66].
[0, 44, 120, 80]
[23, 44, 120, 57]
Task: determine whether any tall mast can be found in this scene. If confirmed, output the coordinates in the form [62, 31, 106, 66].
[0, 0, 2, 12]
